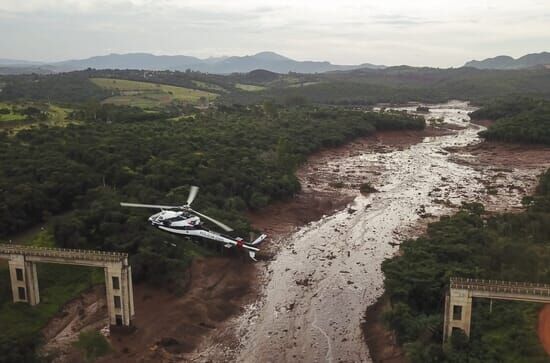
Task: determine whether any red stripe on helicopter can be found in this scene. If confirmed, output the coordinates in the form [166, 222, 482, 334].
[236, 239, 244, 248]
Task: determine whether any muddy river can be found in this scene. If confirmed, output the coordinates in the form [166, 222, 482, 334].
[190, 101, 545, 363]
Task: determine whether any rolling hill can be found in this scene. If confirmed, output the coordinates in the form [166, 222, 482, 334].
[0, 52, 385, 74]
[464, 52, 550, 69]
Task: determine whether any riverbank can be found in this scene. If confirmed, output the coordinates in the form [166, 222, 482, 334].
[363, 122, 550, 361]
[36, 101, 550, 362]
[187, 101, 497, 362]
[138, 126, 449, 362]
[36, 124, 440, 363]
[215, 101, 550, 363]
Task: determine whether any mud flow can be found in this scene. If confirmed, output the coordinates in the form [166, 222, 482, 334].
[41, 102, 550, 363]
[192, 101, 549, 363]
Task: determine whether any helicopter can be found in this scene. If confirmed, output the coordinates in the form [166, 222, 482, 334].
[120, 186, 266, 261]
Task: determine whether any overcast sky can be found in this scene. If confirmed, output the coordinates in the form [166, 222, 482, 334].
[1, 0, 549, 67]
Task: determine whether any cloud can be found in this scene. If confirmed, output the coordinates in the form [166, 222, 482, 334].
[0, 0, 548, 66]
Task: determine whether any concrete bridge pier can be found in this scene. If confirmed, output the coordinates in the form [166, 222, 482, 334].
[443, 288, 472, 341]
[8, 255, 40, 305]
[105, 262, 135, 326]
[443, 277, 550, 342]
[1, 244, 135, 327]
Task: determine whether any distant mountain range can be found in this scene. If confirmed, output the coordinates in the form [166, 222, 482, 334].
[464, 52, 550, 70]
[0, 51, 385, 74]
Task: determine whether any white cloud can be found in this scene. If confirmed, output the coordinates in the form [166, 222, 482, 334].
[0, 0, 548, 66]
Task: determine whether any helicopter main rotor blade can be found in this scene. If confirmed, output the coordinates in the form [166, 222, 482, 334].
[120, 202, 180, 210]
[189, 208, 233, 232]
[186, 186, 199, 206]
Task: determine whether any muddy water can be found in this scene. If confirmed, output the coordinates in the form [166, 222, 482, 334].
[202, 101, 541, 363]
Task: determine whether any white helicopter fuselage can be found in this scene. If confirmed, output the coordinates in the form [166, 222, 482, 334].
[148, 210, 263, 259]
[120, 186, 266, 261]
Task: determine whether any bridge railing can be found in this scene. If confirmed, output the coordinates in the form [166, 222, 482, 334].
[450, 277, 550, 297]
[0, 244, 127, 262]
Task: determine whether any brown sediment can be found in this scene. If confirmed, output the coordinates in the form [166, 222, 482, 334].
[97, 257, 258, 363]
[538, 304, 550, 357]
[41, 126, 446, 363]
[448, 141, 550, 169]
[364, 139, 550, 363]
[250, 127, 453, 243]
[470, 119, 495, 127]
[36, 109, 474, 363]
[363, 293, 409, 363]
[40, 285, 108, 362]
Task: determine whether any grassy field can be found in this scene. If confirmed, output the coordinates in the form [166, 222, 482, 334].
[287, 81, 322, 88]
[0, 102, 27, 122]
[192, 80, 228, 93]
[46, 105, 73, 127]
[235, 83, 266, 92]
[0, 102, 76, 134]
[91, 78, 218, 108]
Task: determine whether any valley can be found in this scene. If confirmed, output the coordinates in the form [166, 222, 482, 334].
[1, 62, 550, 363]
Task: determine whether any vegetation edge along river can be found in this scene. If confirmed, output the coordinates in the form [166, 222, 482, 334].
[368, 98, 550, 363]
[0, 102, 425, 361]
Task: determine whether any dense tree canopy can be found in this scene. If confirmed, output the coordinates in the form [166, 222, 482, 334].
[0, 104, 425, 361]
[0, 104, 424, 269]
[473, 98, 550, 145]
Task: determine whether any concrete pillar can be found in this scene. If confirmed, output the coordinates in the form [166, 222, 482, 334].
[104, 266, 116, 325]
[8, 256, 40, 305]
[120, 265, 131, 326]
[443, 288, 472, 341]
[8, 255, 27, 303]
[25, 261, 40, 305]
[128, 265, 135, 317]
[104, 262, 133, 326]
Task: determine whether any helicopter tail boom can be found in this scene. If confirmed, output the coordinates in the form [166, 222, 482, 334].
[251, 234, 267, 246]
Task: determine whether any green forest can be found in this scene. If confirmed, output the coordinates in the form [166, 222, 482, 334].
[472, 98, 550, 145]
[1, 66, 550, 362]
[0, 102, 424, 361]
[3, 67, 550, 107]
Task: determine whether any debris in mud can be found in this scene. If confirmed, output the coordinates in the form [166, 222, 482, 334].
[296, 278, 310, 287]
[360, 182, 378, 194]
[329, 181, 346, 188]
[347, 207, 357, 214]
[158, 337, 179, 347]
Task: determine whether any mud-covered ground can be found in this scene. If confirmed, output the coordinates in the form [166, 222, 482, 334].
[539, 305, 550, 357]
[39, 101, 550, 363]
[190, 101, 550, 363]
[38, 125, 446, 363]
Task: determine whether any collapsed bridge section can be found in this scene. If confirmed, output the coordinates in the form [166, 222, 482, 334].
[0, 244, 134, 326]
[444, 277, 550, 341]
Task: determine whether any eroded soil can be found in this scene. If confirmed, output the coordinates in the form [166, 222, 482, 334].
[194, 101, 550, 363]
[39, 102, 550, 363]
[539, 305, 550, 357]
